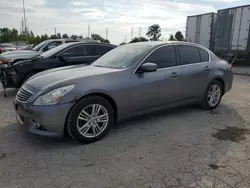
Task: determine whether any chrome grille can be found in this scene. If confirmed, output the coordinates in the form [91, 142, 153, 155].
[16, 87, 34, 103]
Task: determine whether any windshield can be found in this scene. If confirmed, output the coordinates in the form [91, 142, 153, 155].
[32, 41, 48, 51]
[92, 44, 152, 69]
[40, 43, 70, 58]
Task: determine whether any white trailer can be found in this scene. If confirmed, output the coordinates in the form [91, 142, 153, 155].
[186, 13, 217, 50]
[214, 5, 250, 63]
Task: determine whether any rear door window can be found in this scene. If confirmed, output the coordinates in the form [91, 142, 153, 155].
[95, 45, 114, 55]
[64, 45, 96, 57]
[177, 45, 201, 65]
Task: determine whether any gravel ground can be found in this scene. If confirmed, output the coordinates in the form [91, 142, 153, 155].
[0, 75, 250, 188]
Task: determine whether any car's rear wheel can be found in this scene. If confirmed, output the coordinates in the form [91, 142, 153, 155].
[202, 80, 223, 110]
[67, 96, 114, 143]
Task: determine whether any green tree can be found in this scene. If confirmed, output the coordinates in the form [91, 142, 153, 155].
[62, 33, 69, 38]
[70, 34, 78, 39]
[57, 33, 61, 39]
[146, 24, 161, 41]
[175, 31, 184, 41]
[130, 37, 148, 43]
[120, 42, 126, 45]
[169, 34, 176, 41]
[0, 27, 12, 42]
[91, 34, 108, 43]
[50, 34, 57, 39]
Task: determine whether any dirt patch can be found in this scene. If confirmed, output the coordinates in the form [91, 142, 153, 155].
[212, 126, 250, 143]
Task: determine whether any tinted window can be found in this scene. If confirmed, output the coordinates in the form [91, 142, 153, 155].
[65, 41, 78, 43]
[178, 45, 200, 65]
[33, 41, 48, 51]
[47, 41, 62, 50]
[199, 48, 209, 62]
[96, 45, 114, 55]
[144, 46, 176, 69]
[64, 45, 95, 56]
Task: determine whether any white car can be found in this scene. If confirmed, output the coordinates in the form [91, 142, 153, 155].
[0, 43, 16, 52]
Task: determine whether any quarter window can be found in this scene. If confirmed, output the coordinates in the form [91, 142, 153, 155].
[144, 46, 177, 69]
[199, 48, 209, 62]
[178, 45, 200, 65]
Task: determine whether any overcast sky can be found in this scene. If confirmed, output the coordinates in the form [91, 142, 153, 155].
[0, 0, 248, 44]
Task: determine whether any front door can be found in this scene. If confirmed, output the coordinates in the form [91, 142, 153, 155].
[176, 45, 212, 99]
[129, 45, 182, 112]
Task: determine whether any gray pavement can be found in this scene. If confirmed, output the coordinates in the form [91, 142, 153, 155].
[232, 65, 250, 76]
[0, 75, 250, 188]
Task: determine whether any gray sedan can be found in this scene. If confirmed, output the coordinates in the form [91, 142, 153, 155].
[14, 41, 233, 143]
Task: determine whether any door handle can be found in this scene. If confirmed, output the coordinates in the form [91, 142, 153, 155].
[204, 66, 212, 71]
[171, 72, 180, 78]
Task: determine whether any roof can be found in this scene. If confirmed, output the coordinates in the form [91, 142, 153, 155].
[123, 41, 210, 51]
[218, 4, 250, 11]
[187, 12, 216, 18]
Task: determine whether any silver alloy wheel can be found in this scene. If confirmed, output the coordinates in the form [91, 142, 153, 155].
[207, 84, 221, 107]
[77, 104, 109, 138]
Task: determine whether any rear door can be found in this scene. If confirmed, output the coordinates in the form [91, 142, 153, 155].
[130, 45, 182, 112]
[58, 44, 98, 66]
[95, 45, 115, 56]
[176, 45, 211, 99]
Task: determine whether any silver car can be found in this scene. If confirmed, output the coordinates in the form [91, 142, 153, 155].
[14, 42, 233, 143]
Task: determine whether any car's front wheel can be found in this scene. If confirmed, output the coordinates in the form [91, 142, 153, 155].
[67, 96, 114, 143]
[202, 80, 223, 110]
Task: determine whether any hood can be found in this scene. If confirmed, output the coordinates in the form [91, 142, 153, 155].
[26, 65, 122, 90]
[1, 50, 39, 61]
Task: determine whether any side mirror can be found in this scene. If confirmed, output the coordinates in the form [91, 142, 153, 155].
[138, 62, 157, 73]
[42, 46, 49, 52]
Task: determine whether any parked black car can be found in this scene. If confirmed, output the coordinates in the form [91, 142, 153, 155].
[0, 41, 117, 89]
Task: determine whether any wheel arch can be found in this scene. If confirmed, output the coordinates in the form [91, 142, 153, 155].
[64, 92, 118, 136]
[213, 77, 225, 95]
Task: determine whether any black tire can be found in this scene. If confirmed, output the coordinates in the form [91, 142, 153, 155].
[67, 96, 114, 143]
[201, 80, 223, 110]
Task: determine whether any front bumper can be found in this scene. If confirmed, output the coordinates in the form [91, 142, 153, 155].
[13, 99, 74, 138]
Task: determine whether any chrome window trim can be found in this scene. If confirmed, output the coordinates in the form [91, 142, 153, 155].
[133, 43, 211, 74]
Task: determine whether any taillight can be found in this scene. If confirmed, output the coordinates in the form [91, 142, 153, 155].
[229, 64, 232, 71]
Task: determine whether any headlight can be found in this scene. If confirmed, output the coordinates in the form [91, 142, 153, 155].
[33, 85, 75, 106]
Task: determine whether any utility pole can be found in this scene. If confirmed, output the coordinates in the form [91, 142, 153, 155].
[139, 27, 142, 37]
[131, 27, 133, 40]
[55, 27, 57, 35]
[106, 27, 108, 40]
[21, 18, 24, 34]
[22, 0, 27, 34]
[125, 36, 127, 43]
[88, 24, 90, 38]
